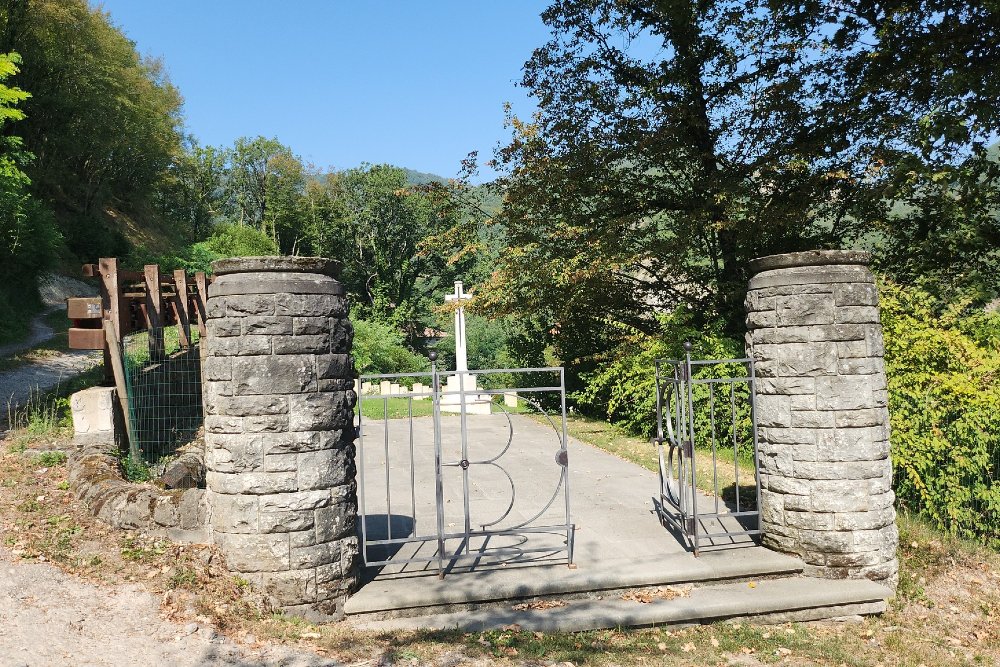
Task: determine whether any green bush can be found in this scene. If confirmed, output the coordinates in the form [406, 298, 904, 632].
[127, 223, 279, 274]
[352, 317, 429, 377]
[574, 310, 751, 457]
[880, 281, 1000, 545]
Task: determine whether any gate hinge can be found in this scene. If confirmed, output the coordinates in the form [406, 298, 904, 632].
[460, 459, 470, 470]
[554, 449, 568, 467]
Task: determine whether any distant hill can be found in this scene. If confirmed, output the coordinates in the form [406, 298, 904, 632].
[402, 168, 450, 185]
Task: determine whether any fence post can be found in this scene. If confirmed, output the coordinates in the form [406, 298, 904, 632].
[203, 256, 358, 621]
[745, 250, 898, 589]
[99, 257, 135, 458]
[144, 264, 165, 360]
[173, 269, 191, 348]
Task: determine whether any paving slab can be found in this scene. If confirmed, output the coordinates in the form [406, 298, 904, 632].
[353, 577, 892, 632]
[348, 412, 802, 616]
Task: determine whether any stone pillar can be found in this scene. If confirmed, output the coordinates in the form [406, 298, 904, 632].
[745, 250, 897, 588]
[203, 257, 358, 620]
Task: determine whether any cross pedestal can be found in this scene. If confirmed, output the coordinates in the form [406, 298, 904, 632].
[441, 280, 491, 415]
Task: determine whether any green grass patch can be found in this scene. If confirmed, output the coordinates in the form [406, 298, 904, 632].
[356, 396, 436, 420]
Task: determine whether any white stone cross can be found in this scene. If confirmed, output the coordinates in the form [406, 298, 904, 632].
[444, 281, 471, 372]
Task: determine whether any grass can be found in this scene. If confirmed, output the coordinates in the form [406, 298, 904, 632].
[4, 366, 105, 451]
[356, 396, 530, 421]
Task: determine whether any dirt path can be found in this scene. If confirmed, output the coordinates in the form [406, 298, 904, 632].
[0, 347, 102, 416]
[0, 548, 340, 667]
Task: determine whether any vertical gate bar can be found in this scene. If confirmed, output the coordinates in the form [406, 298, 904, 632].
[408, 395, 416, 535]
[749, 359, 763, 529]
[384, 397, 392, 542]
[654, 360, 663, 519]
[685, 346, 700, 556]
[560, 367, 575, 566]
[458, 370, 471, 556]
[357, 387, 369, 566]
[732, 382, 741, 514]
[674, 364, 684, 520]
[710, 382, 719, 514]
[432, 360, 446, 577]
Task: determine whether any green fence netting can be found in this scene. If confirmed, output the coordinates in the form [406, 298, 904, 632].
[121, 324, 203, 466]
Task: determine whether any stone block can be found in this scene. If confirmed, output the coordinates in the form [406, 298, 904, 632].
[756, 395, 791, 427]
[152, 495, 180, 527]
[261, 431, 325, 454]
[237, 335, 272, 355]
[244, 415, 290, 433]
[315, 500, 357, 542]
[209, 491, 259, 533]
[207, 317, 242, 337]
[289, 392, 349, 431]
[264, 452, 299, 472]
[259, 510, 315, 533]
[316, 354, 352, 379]
[330, 318, 353, 353]
[290, 541, 340, 569]
[816, 376, 877, 410]
[203, 357, 232, 381]
[834, 282, 879, 307]
[206, 434, 264, 473]
[260, 569, 317, 605]
[275, 293, 344, 317]
[233, 355, 317, 395]
[834, 408, 886, 428]
[207, 471, 298, 495]
[273, 334, 331, 355]
[836, 305, 879, 324]
[776, 294, 836, 326]
[225, 294, 276, 316]
[70, 386, 118, 438]
[298, 448, 353, 490]
[205, 415, 243, 434]
[776, 342, 838, 376]
[790, 410, 835, 428]
[216, 533, 289, 572]
[746, 310, 776, 329]
[243, 316, 293, 335]
[210, 395, 289, 418]
[293, 317, 331, 336]
[259, 490, 332, 512]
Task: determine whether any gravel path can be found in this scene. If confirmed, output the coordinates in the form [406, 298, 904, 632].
[0, 549, 340, 667]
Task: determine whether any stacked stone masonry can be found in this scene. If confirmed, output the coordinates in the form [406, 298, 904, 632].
[745, 250, 898, 588]
[204, 257, 359, 621]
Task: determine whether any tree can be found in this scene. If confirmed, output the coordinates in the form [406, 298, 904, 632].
[0, 0, 183, 259]
[0, 51, 60, 339]
[227, 136, 305, 251]
[158, 137, 229, 242]
[483, 1, 850, 343]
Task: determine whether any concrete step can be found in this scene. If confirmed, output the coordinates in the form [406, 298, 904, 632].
[350, 576, 891, 633]
[345, 547, 803, 619]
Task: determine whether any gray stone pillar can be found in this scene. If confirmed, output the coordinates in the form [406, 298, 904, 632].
[745, 250, 897, 588]
[203, 257, 358, 620]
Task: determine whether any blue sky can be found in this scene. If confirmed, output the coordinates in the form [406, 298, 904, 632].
[93, 1, 551, 182]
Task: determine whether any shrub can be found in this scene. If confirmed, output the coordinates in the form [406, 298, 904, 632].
[880, 281, 1000, 545]
[352, 318, 428, 376]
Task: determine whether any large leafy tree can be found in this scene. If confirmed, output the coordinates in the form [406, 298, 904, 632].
[227, 136, 305, 252]
[0, 0, 183, 259]
[483, 0, 1000, 353]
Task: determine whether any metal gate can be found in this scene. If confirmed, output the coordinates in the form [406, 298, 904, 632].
[654, 343, 762, 555]
[355, 360, 574, 576]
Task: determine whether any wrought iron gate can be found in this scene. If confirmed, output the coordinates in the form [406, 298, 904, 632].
[654, 343, 762, 555]
[355, 360, 574, 576]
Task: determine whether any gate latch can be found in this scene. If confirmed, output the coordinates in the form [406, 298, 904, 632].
[460, 459, 470, 470]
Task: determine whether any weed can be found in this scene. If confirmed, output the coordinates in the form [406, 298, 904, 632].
[120, 535, 166, 561]
[168, 566, 199, 589]
[121, 455, 152, 483]
[7, 440, 26, 454]
[36, 451, 67, 466]
[57, 480, 69, 491]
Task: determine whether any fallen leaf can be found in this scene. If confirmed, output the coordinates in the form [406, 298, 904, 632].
[512, 600, 566, 611]
[301, 632, 321, 639]
[657, 642, 667, 651]
[710, 637, 720, 648]
[681, 642, 695, 653]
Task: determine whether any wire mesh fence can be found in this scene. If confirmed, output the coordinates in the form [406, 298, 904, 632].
[121, 324, 203, 466]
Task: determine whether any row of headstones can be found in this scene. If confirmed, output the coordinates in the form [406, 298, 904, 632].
[352, 378, 520, 407]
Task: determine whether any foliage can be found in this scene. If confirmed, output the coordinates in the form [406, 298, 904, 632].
[127, 223, 279, 274]
[574, 310, 749, 454]
[482, 0, 1000, 367]
[0, 0, 183, 262]
[351, 318, 429, 376]
[0, 51, 60, 344]
[880, 281, 1000, 545]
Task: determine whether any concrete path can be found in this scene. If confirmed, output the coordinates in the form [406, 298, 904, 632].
[347, 413, 802, 616]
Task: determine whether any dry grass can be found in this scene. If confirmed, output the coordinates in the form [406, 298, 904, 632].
[2, 423, 999, 665]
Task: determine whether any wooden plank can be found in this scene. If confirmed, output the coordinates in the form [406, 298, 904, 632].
[173, 269, 191, 348]
[67, 297, 102, 320]
[68, 327, 105, 350]
[144, 264, 165, 360]
[194, 272, 208, 337]
[104, 321, 136, 460]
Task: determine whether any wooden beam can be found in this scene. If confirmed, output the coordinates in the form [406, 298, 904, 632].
[173, 269, 191, 348]
[104, 322, 136, 460]
[194, 272, 209, 338]
[144, 264, 165, 360]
